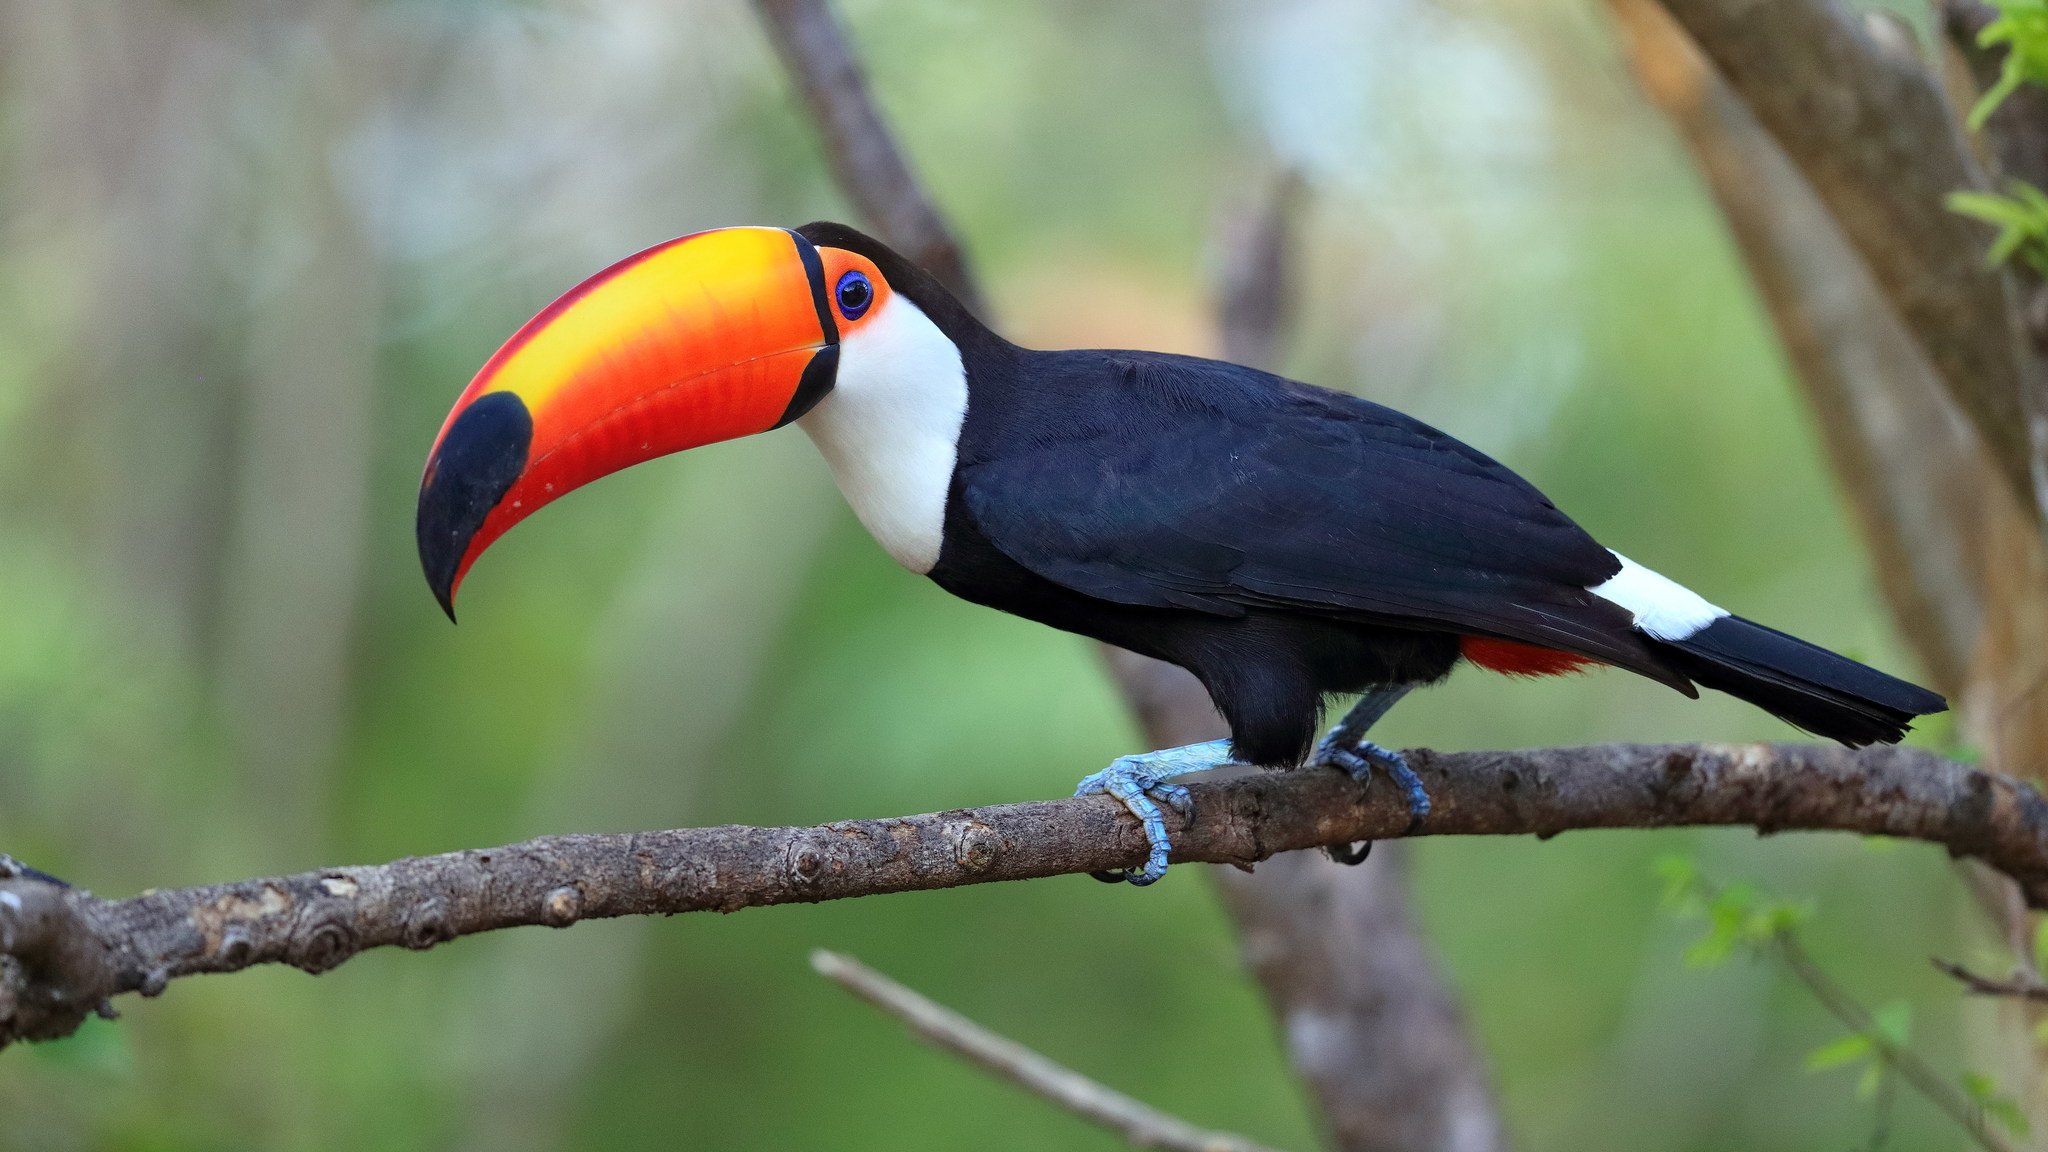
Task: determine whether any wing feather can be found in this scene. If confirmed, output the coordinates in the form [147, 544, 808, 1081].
[958, 353, 1680, 681]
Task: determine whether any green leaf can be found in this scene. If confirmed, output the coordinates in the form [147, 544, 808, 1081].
[1857, 1061, 1886, 1100]
[1872, 1001, 1912, 1049]
[1945, 182, 2048, 274]
[1970, 0, 2048, 127]
[1804, 1032, 1874, 1072]
[1964, 1072, 2034, 1137]
[1749, 898, 1810, 940]
[1683, 924, 1738, 969]
[1947, 190, 2037, 227]
[1987, 1096, 2033, 1138]
[2013, 178, 2048, 214]
[1653, 854, 1704, 916]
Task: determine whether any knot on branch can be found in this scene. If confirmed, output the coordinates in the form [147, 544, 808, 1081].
[542, 886, 582, 928]
[402, 898, 455, 951]
[946, 820, 1004, 873]
[288, 909, 359, 974]
[0, 873, 118, 1047]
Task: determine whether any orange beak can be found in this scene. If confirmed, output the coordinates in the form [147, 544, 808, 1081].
[416, 227, 840, 619]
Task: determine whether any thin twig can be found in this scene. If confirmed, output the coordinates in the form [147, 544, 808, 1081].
[1933, 956, 2048, 1002]
[1780, 934, 2018, 1152]
[811, 950, 1288, 1152]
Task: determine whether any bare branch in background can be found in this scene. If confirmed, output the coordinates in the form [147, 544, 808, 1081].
[1781, 938, 2022, 1152]
[750, 1, 1510, 1143]
[1214, 170, 1306, 376]
[748, 0, 982, 313]
[811, 950, 1289, 1152]
[1659, 0, 2044, 520]
[1609, 0, 2048, 1127]
[1195, 175, 1511, 1152]
[1934, 956, 2048, 1002]
[1605, 0, 1996, 692]
[6, 742, 2047, 1049]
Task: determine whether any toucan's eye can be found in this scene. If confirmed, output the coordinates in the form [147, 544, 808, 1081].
[835, 271, 873, 321]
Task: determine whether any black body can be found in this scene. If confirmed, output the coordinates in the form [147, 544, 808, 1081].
[796, 223, 1946, 765]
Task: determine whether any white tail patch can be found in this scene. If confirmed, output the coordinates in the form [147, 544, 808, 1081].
[1588, 551, 1727, 641]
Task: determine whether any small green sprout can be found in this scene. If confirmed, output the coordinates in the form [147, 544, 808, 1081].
[1947, 182, 2048, 277]
[1969, 0, 2048, 129]
[1962, 1071, 2032, 1137]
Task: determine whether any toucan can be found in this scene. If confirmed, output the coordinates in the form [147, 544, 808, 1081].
[417, 222, 1947, 885]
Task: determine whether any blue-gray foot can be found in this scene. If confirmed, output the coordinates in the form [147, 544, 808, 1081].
[1314, 732, 1431, 864]
[1074, 739, 1236, 886]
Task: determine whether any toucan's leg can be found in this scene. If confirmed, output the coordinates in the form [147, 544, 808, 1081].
[1314, 683, 1429, 863]
[1073, 739, 1237, 887]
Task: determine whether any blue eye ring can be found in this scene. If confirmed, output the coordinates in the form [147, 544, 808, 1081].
[835, 271, 873, 321]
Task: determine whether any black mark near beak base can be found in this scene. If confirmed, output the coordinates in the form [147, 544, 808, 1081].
[416, 391, 533, 621]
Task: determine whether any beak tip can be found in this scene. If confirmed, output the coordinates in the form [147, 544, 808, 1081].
[416, 390, 533, 630]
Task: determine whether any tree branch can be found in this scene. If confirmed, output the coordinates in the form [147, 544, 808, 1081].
[1192, 174, 1512, 1152]
[1660, 0, 2044, 520]
[5, 741, 2045, 1048]
[748, 0, 982, 313]
[1933, 956, 2048, 1002]
[811, 949, 1289, 1152]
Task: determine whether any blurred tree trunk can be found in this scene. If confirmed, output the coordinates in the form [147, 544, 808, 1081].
[751, 4, 1515, 1147]
[1604, 0, 2048, 1127]
[0, 0, 384, 868]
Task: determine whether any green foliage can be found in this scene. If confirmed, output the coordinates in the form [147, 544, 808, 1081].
[0, 1, 1968, 1147]
[1962, 1071, 2032, 1137]
[1950, 3, 2048, 276]
[1803, 1030, 1874, 1072]
[1969, 0, 2048, 129]
[1654, 854, 1809, 967]
[1804, 1002, 1910, 1100]
[1947, 183, 2048, 276]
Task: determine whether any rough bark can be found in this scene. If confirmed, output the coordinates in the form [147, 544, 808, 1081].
[1611, 0, 2048, 1130]
[4, 741, 2043, 1048]
[1607, 0, 1994, 693]
[1660, 0, 2044, 520]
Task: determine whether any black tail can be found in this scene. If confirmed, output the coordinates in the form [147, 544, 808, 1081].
[1647, 616, 1946, 747]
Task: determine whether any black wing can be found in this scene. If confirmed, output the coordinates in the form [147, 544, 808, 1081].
[958, 352, 1678, 682]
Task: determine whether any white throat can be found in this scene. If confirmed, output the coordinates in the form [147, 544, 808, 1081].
[796, 296, 968, 574]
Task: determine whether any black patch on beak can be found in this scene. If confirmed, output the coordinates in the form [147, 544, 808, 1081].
[772, 344, 839, 428]
[416, 390, 532, 622]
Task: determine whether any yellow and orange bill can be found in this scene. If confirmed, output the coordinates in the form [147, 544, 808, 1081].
[415, 226, 889, 618]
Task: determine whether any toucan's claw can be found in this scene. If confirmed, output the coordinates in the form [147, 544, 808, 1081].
[1073, 739, 1234, 886]
[1325, 840, 1373, 865]
[1315, 734, 1431, 862]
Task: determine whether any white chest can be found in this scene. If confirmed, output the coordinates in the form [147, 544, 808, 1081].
[796, 297, 968, 574]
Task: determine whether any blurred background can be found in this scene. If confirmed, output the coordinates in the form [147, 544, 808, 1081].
[0, 0, 1994, 1148]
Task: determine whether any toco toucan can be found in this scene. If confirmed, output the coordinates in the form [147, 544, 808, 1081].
[417, 223, 1946, 884]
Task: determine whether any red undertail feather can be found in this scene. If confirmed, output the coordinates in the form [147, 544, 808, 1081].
[1461, 636, 1598, 677]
